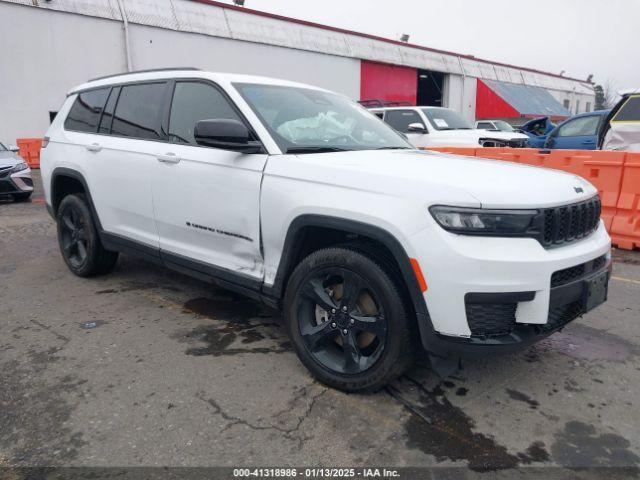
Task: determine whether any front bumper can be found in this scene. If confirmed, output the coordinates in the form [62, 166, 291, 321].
[408, 221, 611, 357]
[0, 166, 34, 197]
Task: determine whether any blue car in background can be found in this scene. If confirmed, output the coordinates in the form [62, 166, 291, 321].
[522, 110, 610, 149]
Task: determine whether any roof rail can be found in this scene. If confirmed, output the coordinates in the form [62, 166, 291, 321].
[89, 67, 201, 82]
[359, 99, 413, 108]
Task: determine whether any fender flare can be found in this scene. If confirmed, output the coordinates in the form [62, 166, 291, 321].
[50, 167, 103, 230]
[265, 214, 436, 346]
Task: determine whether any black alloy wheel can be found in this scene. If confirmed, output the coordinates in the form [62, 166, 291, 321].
[298, 267, 388, 375]
[56, 194, 119, 277]
[285, 247, 415, 392]
[59, 203, 89, 269]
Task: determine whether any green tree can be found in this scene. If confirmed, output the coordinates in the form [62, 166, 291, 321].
[594, 84, 607, 110]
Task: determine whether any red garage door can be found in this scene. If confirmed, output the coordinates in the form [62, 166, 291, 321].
[360, 61, 417, 105]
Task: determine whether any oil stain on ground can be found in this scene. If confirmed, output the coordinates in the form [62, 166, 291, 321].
[506, 389, 540, 410]
[96, 281, 182, 295]
[536, 323, 637, 363]
[551, 421, 640, 468]
[0, 356, 86, 465]
[173, 295, 291, 356]
[388, 376, 549, 471]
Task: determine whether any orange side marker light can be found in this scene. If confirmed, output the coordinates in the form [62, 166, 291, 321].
[410, 258, 428, 292]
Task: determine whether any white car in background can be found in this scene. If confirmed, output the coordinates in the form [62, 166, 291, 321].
[599, 89, 640, 151]
[0, 141, 33, 202]
[371, 106, 529, 148]
[475, 119, 519, 133]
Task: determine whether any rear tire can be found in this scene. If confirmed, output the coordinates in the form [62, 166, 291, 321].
[13, 192, 31, 202]
[284, 247, 416, 393]
[56, 194, 118, 277]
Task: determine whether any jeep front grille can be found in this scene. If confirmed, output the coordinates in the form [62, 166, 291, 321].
[541, 196, 601, 247]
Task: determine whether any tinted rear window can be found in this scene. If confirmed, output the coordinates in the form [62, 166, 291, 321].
[613, 95, 640, 122]
[111, 83, 166, 140]
[64, 88, 110, 133]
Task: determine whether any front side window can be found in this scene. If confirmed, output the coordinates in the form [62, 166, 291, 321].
[111, 83, 166, 140]
[64, 88, 110, 133]
[235, 83, 411, 153]
[422, 108, 472, 131]
[557, 115, 600, 137]
[0, 142, 6, 152]
[384, 110, 425, 133]
[169, 82, 244, 146]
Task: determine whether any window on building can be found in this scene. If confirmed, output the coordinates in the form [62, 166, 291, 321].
[563, 99, 571, 110]
[111, 83, 166, 140]
[575, 100, 580, 114]
[557, 115, 600, 137]
[585, 102, 592, 113]
[98, 87, 121, 134]
[168, 82, 244, 146]
[64, 88, 110, 133]
[384, 110, 426, 133]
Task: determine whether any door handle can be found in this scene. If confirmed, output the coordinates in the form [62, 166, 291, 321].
[157, 153, 181, 164]
[86, 143, 102, 152]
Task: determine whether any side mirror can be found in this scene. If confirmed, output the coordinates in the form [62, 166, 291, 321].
[8, 145, 19, 153]
[194, 119, 263, 153]
[407, 123, 428, 134]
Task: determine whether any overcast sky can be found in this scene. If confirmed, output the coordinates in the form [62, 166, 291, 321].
[221, 0, 639, 92]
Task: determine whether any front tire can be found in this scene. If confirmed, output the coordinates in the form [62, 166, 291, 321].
[56, 194, 118, 277]
[284, 248, 415, 392]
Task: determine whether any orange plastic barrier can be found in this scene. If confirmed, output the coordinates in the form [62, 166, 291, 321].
[16, 138, 43, 169]
[423, 147, 638, 250]
[610, 153, 640, 250]
[425, 147, 478, 156]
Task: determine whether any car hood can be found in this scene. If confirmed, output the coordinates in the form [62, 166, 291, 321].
[0, 151, 20, 168]
[275, 149, 596, 209]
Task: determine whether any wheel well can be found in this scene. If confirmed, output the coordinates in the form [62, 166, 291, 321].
[52, 174, 85, 214]
[278, 225, 409, 306]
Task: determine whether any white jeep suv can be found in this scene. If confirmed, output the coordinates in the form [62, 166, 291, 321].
[372, 106, 529, 148]
[41, 69, 611, 392]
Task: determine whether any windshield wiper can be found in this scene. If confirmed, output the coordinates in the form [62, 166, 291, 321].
[374, 146, 413, 150]
[286, 146, 351, 154]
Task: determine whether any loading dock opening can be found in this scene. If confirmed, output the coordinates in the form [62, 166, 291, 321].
[417, 70, 445, 107]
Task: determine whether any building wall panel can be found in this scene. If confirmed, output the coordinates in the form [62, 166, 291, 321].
[0, 3, 125, 142]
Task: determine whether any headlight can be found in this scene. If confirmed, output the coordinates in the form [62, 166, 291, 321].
[11, 161, 28, 173]
[429, 205, 539, 236]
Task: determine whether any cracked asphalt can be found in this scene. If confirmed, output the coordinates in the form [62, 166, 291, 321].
[1, 172, 639, 475]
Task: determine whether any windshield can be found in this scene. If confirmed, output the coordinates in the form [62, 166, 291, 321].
[493, 120, 515, 132]
[235, 83, 412, 153]
[422, 108, 472, 131]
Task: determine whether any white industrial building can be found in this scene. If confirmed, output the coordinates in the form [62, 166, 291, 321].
[0, 0, 595, 144]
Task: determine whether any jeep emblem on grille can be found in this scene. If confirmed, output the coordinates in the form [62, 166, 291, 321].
[574, 187, 584, 193]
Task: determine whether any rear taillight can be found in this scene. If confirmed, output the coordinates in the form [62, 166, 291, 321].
[41, 136, 49, 148]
